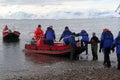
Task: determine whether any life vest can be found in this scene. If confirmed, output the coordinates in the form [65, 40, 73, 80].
[36, 38, 45, 46]
[34, 27, 44, 40]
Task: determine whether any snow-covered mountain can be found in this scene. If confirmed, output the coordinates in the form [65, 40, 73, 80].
[3, 10, 120, 19]
[4, 11, 37, 19]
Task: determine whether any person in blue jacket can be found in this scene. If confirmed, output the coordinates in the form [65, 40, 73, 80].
[111, 31, 120, 70]
[59, 26, 72, 45]
[68, 32, 77, 60]
[76, 30, 89, 55]
[99, 28, 114, 68]
[44, 26, 56, 46]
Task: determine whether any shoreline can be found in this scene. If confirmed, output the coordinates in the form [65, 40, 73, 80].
[1, 60, 120, 80]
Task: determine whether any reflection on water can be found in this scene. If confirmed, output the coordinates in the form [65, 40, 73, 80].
[0, 41, 27, 71]
[25, 53, 69, 65]
[0, 39, 69, 72]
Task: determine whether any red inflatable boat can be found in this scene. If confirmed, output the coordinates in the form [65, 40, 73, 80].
[23, 38, 86, 55]
[23, 43, 70, 55]
[3, 25, 20, 42]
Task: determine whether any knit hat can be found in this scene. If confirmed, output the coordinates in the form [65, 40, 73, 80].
[103, 28, 109, 32]
[65, 26, 69, 29]
[38, 25, 41, 27]
[81, 30, 86, 33]
[49, 25, 53, 28]
[65, 26, 69, 31]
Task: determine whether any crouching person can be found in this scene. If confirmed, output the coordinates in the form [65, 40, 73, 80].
[76, 30, 89, 55]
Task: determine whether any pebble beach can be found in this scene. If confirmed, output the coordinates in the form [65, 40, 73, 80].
[1, 59, 120, 80]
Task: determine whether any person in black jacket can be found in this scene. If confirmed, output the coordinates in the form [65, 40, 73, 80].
[90, 32, 100, 60]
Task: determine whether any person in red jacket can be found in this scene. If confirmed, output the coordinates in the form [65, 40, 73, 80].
[34, 25, 44, 40]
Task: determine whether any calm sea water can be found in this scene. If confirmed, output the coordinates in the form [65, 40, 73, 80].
[0, 18, 120, 73]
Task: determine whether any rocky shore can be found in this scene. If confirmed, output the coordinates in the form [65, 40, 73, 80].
[1, 60, 120, 80]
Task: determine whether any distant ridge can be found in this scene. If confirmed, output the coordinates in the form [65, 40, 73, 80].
[115, 3, 120, 15]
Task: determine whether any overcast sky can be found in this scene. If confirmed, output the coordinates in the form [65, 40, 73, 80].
[0, 0, 120, 19]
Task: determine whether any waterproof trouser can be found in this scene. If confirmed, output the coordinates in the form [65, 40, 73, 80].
[45, 40, 54, 46]
[103, 48, 111, 67]
[91, 45, 98, 60]
[64, 41, 69, 45]
[81, 40, 88, 55]
[117, 54, 120, 69]
[70, 45, 76, 60]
